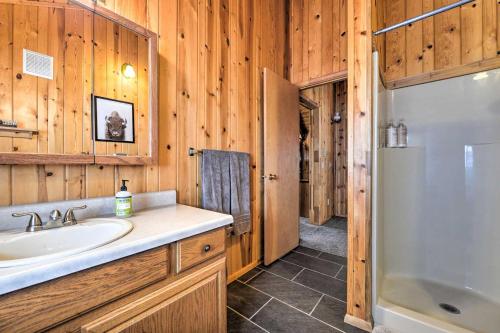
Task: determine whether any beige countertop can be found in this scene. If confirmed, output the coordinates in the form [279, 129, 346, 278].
[0, 203, 232, 295]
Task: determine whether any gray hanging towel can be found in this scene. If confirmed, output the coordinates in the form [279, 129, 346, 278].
[229, 151, 251, 236]
[201, 150, 231, 214]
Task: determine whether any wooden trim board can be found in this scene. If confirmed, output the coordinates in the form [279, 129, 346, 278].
[299, 95, 319, 110]
[0, 153, 94, 165]
[296, 71, 348, 90]
[0, 154, 153, 165]
[385, 56, 500, 89]
[226, 260, 260, 284]
[346, 0, 373, 330]
[344, 313, 373, 332]
[94, 156, 154, 166]
[0, 126, 38, 139]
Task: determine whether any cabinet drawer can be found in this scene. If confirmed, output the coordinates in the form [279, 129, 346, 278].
[176, 228, 225, 273]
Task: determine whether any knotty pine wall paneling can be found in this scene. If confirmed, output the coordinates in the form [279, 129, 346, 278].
[0, 2, 149, 205]
[290, 0, 348, 85]
[0, 0, 288, 279]
[302, 84, 334, 225]
[346, 0, 373, 328]
[333, 80, 347, 218]
[378, 0, 500, 82]
[107, 0, 289, 280]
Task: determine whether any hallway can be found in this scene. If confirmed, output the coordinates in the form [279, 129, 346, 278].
[300, 217, 348, 257]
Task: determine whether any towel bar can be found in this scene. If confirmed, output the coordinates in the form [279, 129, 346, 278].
[188, 147, 203, 156]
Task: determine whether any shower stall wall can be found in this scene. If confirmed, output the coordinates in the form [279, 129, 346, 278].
[372, 55, 500, 333]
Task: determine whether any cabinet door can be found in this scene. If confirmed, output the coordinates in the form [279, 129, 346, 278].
[81, 258, 226, 333]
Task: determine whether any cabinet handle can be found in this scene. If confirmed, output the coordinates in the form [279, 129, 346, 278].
[203, 244, 211, 252]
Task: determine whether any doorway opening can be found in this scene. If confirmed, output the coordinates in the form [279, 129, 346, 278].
[228, 68, 360, 333]
[299, 80, 348, 257]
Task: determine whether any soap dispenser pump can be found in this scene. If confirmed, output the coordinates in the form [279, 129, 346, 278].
[116, 179, 132, 218]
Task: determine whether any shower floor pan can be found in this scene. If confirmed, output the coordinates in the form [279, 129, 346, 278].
[376, 275, 500, 333]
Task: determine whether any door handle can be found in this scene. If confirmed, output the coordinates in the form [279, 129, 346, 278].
[262, 174, 278, 180]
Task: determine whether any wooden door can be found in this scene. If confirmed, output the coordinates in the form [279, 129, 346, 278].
[263, 68, 300, 265]
[81, 258, 226, 333]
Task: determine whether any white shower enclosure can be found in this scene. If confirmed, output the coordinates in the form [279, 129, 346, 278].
[372, 53, 500, 333]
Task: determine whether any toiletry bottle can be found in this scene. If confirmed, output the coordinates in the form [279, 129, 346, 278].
[397, 120, 408, 148]
[385, 121, 397, 148]
[116, 179, 132, 218]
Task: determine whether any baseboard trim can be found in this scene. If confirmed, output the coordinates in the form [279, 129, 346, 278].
[344, 314, 373, 332]
[226, 260, 260, 284]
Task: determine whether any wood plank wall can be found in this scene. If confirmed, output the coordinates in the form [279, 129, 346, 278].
[303, 84, 334, 225]
[299, 105, 311, 218]
[346, 0, 372, 329]
[377, 0, 500, 82]
[333, 80, 347, 218]
[0, 2, 150, 204]
[289, 0, 348, 84]
[0, 0, 288, 279]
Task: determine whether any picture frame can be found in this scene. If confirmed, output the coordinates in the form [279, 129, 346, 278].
[93, 95, 135, 143]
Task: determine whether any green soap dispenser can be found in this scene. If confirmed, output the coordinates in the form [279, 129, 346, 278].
[116, 179, 132, 218]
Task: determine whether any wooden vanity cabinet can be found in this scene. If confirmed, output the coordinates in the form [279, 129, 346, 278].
[0, 228, 227, 333]
[80, 257, 226, 333]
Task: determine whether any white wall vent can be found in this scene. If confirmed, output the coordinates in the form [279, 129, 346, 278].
[23, 49, 53, 80]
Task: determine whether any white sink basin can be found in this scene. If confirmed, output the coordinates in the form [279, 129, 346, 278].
[0, 218, 133, 268]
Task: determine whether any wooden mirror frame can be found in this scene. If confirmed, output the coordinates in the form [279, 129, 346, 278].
[0, 0, 158, 166]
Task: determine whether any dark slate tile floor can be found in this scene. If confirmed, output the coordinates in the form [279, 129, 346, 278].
[248, 271, 322, 313]
[281, 251, 342, 277]
[256, 260, 302, 280]
[227, 246, 365, 333]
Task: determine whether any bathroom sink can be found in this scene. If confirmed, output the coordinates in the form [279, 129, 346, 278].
[0, 218, 133, 268]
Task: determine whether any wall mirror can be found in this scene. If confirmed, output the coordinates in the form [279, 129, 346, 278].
[0, 0, 157, 165]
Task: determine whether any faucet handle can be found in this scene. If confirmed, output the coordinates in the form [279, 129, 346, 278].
[12, 212, 43, 232]
[49, 210, 62, 222]
[63, 205, 87, 225]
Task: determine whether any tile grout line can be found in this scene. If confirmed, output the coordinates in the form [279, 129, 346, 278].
[249, 297, 274, 320]
[334, 265, 343, 280]
[247, 268, 347, 304]
[293, 249, 321, 258]
[292, 248, 347, 265]
[227, 306, 270, 333]
[244, 269, 264, 284]
[309, 294, 324, 315]
[268, 295, 344, 333]
[241, 277, 348, 332]
[241, 281, 342, 332]
[291, 267, 305, 281]
[280, 257, 347, 283]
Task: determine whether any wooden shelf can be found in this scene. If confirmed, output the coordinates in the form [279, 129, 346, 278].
[94, 155, 153, 165]
[0, 153, 94, 165]
[0, 126, 38, 139]
[0, 153, 154, 165]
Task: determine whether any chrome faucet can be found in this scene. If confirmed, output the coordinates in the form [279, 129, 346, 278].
[12, 205, 87, 232]
[63, 205, 87, 225]
[11, 212, 43, 232]
[49, 209, 62, 222]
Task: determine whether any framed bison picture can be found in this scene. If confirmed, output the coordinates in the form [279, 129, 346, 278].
[93, 95, 135, 143]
